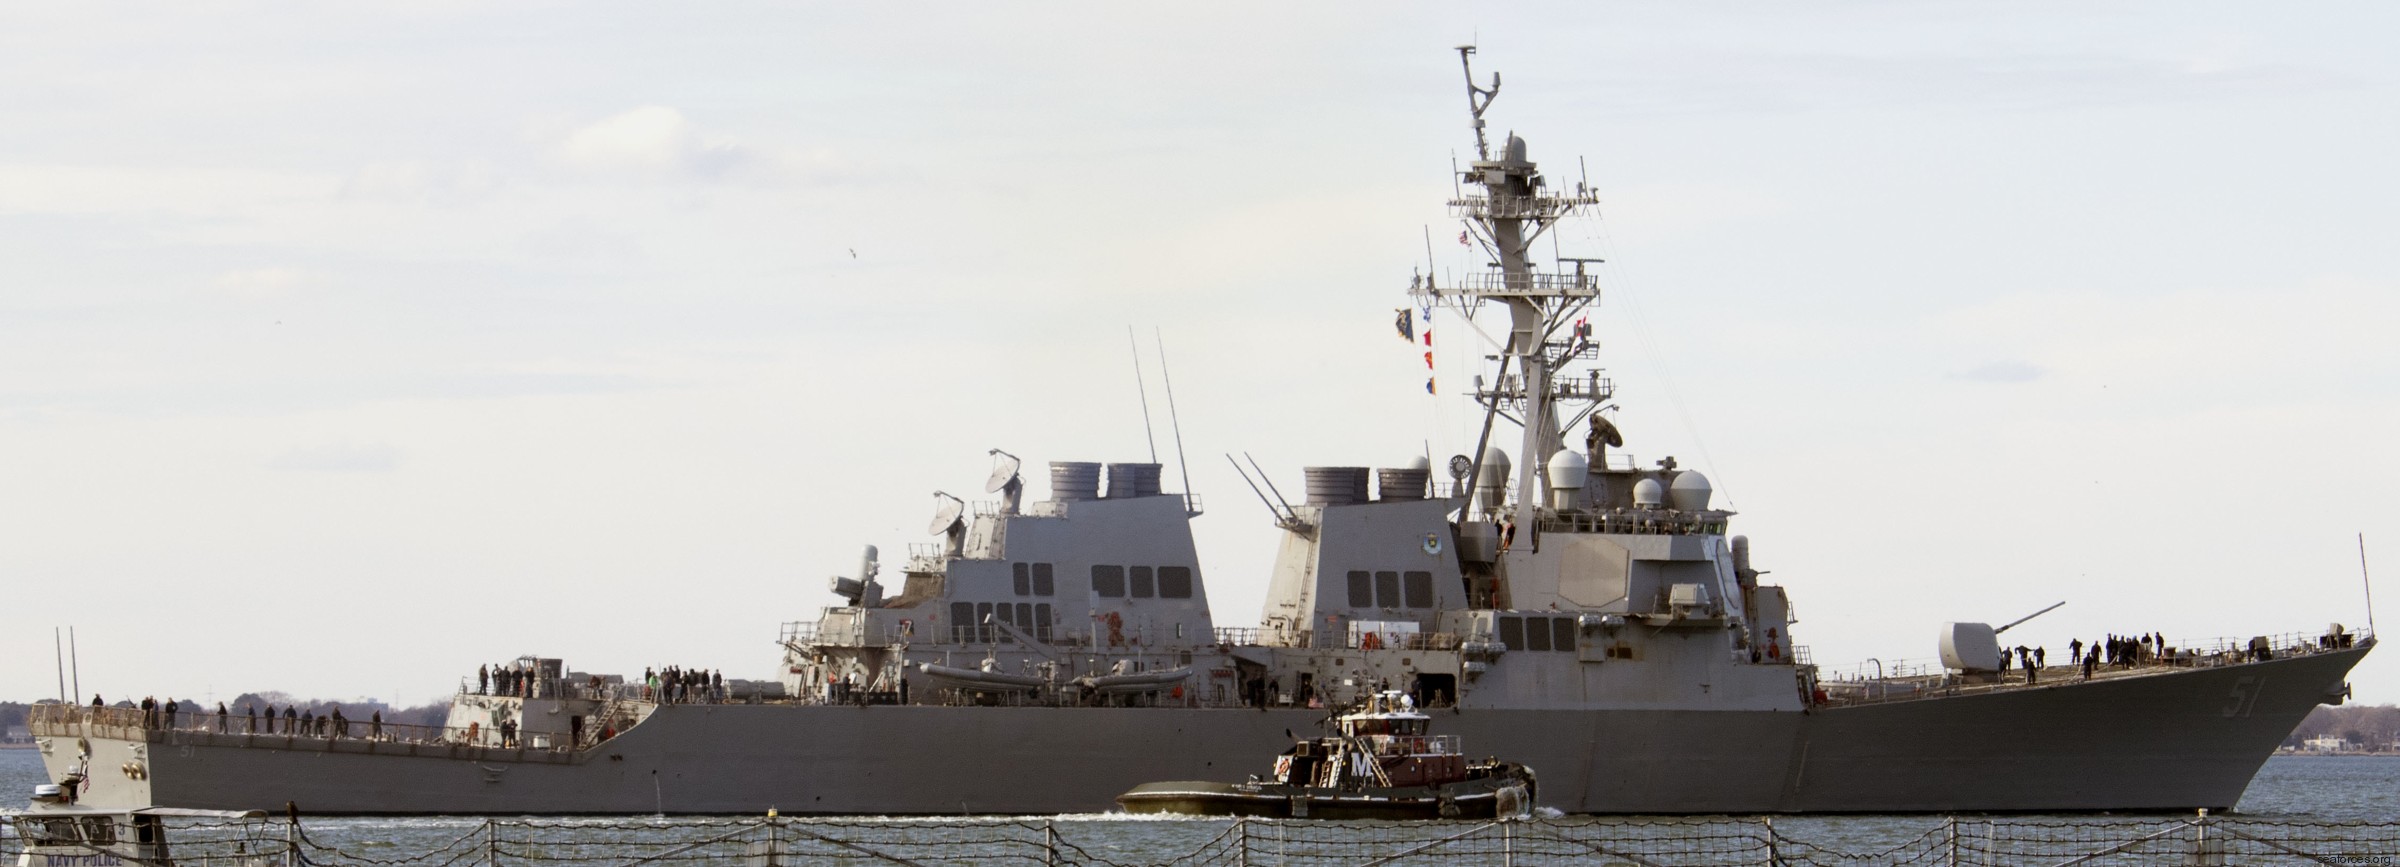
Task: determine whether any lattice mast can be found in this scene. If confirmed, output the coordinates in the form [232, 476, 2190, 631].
[1412, 46, 1606, 528]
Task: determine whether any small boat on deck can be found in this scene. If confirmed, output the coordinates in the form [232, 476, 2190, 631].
[1116, 691, 1536, 820]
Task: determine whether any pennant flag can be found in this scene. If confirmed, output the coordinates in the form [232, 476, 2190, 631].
[1423, 327, 1432, 347]
[1457, 229, 1470, 246]
[1423, 351, 1434, 370]
[1394, 309, 1413, 343]
[1426, 377, 1436, 395]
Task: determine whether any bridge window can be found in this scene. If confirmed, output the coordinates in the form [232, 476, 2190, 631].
[1131, 566, 1156, 598]
[1159, 566, 1193, 598]
[1553, 616, 1577, 652]
[1525, 616, 1553, 651]
[1035, 603, 1053, 642]
[1403, 571, 1433, 608]
[1375, 571, 1400, 608]
[1013, 562, 1031, 596]
[1347, 571, 1373, 607]
[1093, 565, 1125, 598]
[1033, 562, 1055, 596]
[950, 602, 974, 643]
[1497, 616, 1524, 651]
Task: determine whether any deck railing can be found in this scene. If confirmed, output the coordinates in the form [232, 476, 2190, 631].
[1814, 627, 2371, 708]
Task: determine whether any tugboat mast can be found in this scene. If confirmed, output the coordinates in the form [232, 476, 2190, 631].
[1418, 46, 1605, 531]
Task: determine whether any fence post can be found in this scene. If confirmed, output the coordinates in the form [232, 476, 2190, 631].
[1764, 816, 1779, 867]
[486, 818, 498, 867]
[1945, 816, 1958, 867]
[1234, 817, 1247, 867]
[2188, 807, 2225, 867]
[1045, 819, 1059, 867]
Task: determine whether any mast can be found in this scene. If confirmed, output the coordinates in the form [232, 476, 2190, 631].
[1414, 47, 1605, 531]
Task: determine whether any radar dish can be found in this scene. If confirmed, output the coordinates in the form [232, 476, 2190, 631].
[1447, 454, 1474, 481]
[928, 492, 966, 536]
[1589, 415, 1623, 449]
[985, 449, 1022, 494]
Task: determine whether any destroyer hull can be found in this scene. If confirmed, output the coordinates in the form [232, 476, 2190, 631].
[37, 645, 2364, 815]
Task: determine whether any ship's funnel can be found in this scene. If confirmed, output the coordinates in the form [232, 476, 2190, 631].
[1377, 456, 1431, 501]
[1475, 448, 1512, 515]
[1546, 449, 1587, 510]
[1668, 471, 1713, 512]
[1304, 467, 1370, 506]
[1049, 462, 1101, 502]
[1105, 462, 1163, 498]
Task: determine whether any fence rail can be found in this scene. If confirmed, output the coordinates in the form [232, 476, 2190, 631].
[11, 812, 2400, 867]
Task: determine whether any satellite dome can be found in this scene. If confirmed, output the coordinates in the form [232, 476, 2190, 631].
[1546, 449, 1587, 489]
[1477, 447, 1512, 486]
[1405, 455, 1431, 471]
[1632, 478, 1665, 507]
[1668, 471, 1713, 511]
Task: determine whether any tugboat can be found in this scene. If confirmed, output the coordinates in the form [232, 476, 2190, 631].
[1116, 691, 1536, 819]
[3, 783, 286, 867]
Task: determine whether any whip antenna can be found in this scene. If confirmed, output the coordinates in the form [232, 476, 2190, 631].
[2363, 533, 2379, 637]
[1128, 327, 1158, 464]
[1155, 329, 1197, 514]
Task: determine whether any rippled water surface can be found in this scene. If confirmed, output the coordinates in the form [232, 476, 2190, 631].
[7, 748, 2398, 861]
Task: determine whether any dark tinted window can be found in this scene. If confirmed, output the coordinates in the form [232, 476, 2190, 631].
[950, 602, 974, 644]
[1032, 563, 1055, 596]
[1552, 617, 1577, 652]
[1348, 571, 1373, 608]
[1034, 603, 1053, 642]
[1159, 566, 1193, 598]
[995, 602, 1015, 641]
[1013, 562, 1030, 596]
[1131, 566, 1155, 598]
[1403, 571, 1433, 608]
[1093, 565, 1125, 597]
[1497, 616, 1524, 651]
[1525, 616, 1553, 651]
[1374, 571, 1400, 608]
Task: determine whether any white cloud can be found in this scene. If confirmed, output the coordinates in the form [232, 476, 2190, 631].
[553, 106, 754, 178]
[265, 441, 403, 473]
[211, 267, 312, 302]
[1951, 360, 2046, 383]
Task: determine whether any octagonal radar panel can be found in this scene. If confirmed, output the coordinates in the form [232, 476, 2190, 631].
[986, 449, 1023, 494]
[928, 491, 966, 536]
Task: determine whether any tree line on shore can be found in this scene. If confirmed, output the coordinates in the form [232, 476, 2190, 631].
[2285, 703, 2400, 751]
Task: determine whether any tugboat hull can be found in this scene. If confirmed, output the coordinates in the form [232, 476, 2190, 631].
[1117, 776, 1533, 820]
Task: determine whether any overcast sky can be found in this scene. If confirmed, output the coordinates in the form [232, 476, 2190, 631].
[4, 3, 2396, 709]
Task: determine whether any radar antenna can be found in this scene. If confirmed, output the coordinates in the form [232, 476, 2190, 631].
[928, 491, 967, 557]
[986, 449, 1024, 515]
[1456, 45, 1501, 160]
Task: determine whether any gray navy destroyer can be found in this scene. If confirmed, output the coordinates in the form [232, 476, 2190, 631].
[29, 50, 2373, 815]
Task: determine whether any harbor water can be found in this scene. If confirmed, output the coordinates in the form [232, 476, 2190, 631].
[7, 748, 2397, 863]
